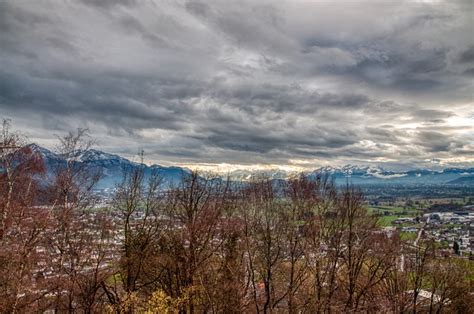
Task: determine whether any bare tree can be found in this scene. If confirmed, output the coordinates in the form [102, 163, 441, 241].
[159, 171, 230, 313]
[427, 256, 473, 313]
[240, 178, 288, 313]
[337, 186, 395, 312]
[379, 236, 411, 313]
[45, 128, 112, 312]
[279, 175, 316, 313]
[0, 119, 50, 313]
[104, 154, 164, 312]
[302, 175, 342, 312]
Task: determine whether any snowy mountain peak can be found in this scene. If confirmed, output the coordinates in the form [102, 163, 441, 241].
[312, 164, 410, 180]
[26, 143, 61, 160]
[23, 144, 187, 189]
[75, 149, 129, 163]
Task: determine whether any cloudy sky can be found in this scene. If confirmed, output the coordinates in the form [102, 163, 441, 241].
[1, 0, 473, 171]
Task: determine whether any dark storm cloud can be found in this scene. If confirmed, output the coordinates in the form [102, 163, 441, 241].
[458, 46, 474, 63]
[195, 122, 358, 154]
[346, 50, 446, 91]
[0, 0, 472, 168]
[0, 69, 188, 131]
[415, 131, 465, 153]
[209, 83, 371, 115]
[79, 0, 138, 9]
[364, 127, 406, 144]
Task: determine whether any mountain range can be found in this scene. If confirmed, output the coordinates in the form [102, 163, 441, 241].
[27, 144, 187, 190]
[27, 144, 474, 190]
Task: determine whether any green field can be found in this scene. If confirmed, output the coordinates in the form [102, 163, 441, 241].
[376, 215, 399, 226]
[399, 232, 417, 241]
[369, 205, 421, 227]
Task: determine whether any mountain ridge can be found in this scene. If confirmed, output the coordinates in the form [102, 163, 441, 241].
[26, 144, 474, 188]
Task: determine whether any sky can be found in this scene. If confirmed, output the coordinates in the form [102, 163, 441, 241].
[0, 0, 473, 172]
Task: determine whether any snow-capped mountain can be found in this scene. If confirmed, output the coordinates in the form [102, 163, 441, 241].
[27, 144, 188, 189]
[312, 164, 406, 178]
[27, 144, 62, 162]
[223, 164, 474, 185]
[25, 144, 474, 189]
[310, 164, 474, 185]
[226, 169, 299, 181]
[75, 149, 133, 164]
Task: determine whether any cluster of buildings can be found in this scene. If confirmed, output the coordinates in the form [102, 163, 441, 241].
[423, 210, 473, 256]
[390, 204, 474, 257]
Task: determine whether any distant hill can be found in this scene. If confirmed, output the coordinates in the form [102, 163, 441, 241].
[447, 175, 474, 185]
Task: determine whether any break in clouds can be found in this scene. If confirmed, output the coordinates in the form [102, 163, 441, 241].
[0, 0, 473, 170]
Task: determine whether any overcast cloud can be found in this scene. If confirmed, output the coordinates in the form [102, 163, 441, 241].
[0, 0, 473, 170]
